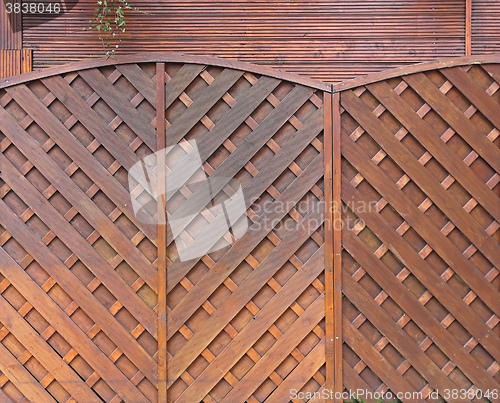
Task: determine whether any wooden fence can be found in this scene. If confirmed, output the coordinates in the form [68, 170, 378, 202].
[334, 55, 500, 403]
[0, 54, 498, 402]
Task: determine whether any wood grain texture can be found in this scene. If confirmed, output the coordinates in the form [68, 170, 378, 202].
[324, 91, 334, 400]
[0, 49, 31, 79]
[472, 0, 500, 55]
[21, 0, 468, 82]
[466, 0, 472, 56]
[0, 56, 326, 402]
[339, 60, 500, 401]
[332, 91, 343, 403]
[0, 60, 161, 402]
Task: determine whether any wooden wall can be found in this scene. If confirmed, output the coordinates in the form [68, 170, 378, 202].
[0, 0, 31, 79]
[472, 0, 500, 54]
[13, 0, 496, 82]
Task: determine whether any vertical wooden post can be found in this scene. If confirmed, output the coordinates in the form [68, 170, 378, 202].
[466, 0, 472, 56]
[332, 90, 343, 402]
[326, 86, 343, 402]
[156, 62, 168, 403]
[324, 90, 334, 400]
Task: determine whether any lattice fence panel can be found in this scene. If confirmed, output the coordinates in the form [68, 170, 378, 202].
[161, 63, 326, 403]
[339, 63, 500, 403]
[0, 58, 327, 403]
[0, 62, 160, 402]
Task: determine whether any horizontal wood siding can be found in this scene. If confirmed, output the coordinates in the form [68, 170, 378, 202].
[472, 0, 500, 54]
[22, 0, 467, 82]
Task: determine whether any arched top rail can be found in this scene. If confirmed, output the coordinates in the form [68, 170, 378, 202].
[332, 53, 500, 92]
[0, 52, 331, 91]
[2, 52, 498, 94]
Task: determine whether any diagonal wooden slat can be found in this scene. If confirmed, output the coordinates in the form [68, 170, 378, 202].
[167, 206, 324, 385]
[0, 198, 158, 385]
[365, 81, 500, 226]
[343, 228, 500, 381]
[482, 64, 500, 85]
[0, 341, 57, 403]
[342, 176, 500, 361]
[344, 88, 500, 266]
[441, 66, 500, 130]
[0, 295, 100, 402]
[165, 105, 321, 297]
[116, 64, 156, 106]
[342, 275, 481, 400]
[0, 387, 15, 403]
[165, 64, 207, 109]
[5, 55, 495, 403]
[177, 246, 324, 403]
[42, 74, 147, 175]
[342, 130, 500, 317]
[403, 72, 500, 172]
[166, 110, 324, 294]
[164, 75, 280, 200]
[167, 152, 324, 335]
[0, 104, 158, 292]
[343, 318, 419, 400]
[342, 360, 377, 403]
[0, 58, 328, 403]
[339, 62, 500, 401]
[220, 294, 325, 403]
[0, 153, 157, 338]
[41, 75, 157, 242]
[0, 246, 149, 403]
[166, 85, 315, 241]
[172, 106, 324, 255]
[165, 68, 245, 146]
[265, 339, 326, 403]
[79, 68, 157, 150]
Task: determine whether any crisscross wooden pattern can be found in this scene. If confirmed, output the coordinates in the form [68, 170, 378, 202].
[0, 62, 160, 402]
[161, 63, 326, 403]
[0, 59, 326, 402]
[339, 63, 500, 402]
[4, 54, 497, 403]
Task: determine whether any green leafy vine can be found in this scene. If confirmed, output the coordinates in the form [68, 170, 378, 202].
[84, 0, 141, 58]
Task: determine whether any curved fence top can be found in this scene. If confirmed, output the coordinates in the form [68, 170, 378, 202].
[332, 53, 500, 92]
[0, 52, 331, 91]
[2, 52, 499, 94]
